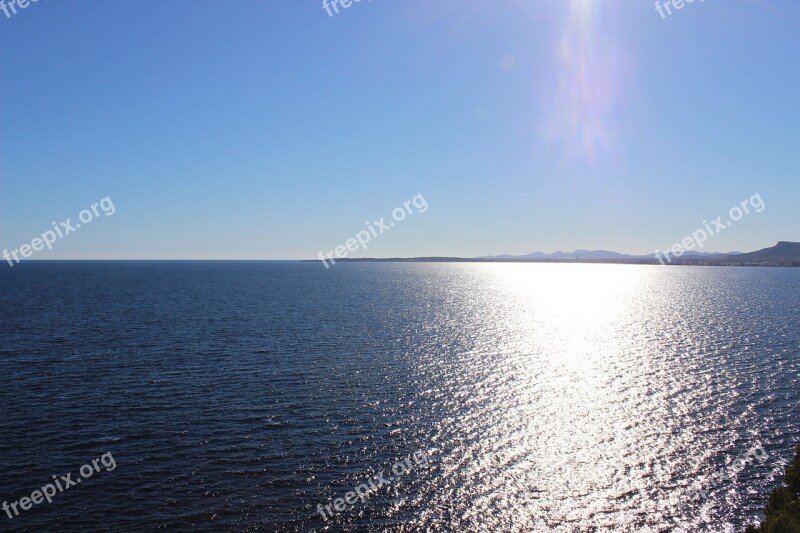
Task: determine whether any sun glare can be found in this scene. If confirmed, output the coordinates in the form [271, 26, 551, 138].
[545, 0, 622, 164]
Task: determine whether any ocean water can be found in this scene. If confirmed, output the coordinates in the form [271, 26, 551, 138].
[0, 261, 798, 532]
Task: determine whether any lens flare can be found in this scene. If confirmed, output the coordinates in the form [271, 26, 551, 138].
[545, 0, 622, 163]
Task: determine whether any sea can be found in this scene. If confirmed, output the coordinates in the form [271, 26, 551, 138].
[0, 261, 798, 532]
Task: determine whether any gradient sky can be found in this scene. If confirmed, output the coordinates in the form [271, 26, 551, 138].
[1, 0, 798, 259]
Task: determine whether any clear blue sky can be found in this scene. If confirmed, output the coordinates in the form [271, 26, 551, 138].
[1, 0, 798, 259]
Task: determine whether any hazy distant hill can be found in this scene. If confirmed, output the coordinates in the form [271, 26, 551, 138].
[480, 249, 738, 261]
[716, 241, 800, 265]
[481, 250, 633, 260]
[321, 242, 799, 266]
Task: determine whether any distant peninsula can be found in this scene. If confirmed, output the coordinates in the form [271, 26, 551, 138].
[314, 242, 800, 267]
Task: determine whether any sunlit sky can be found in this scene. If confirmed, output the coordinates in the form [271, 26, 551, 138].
[1, 0, 798, 259]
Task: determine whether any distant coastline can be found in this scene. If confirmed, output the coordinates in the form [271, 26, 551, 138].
[306, 242, 800, 267]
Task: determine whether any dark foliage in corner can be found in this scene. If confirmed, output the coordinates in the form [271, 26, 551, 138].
[746, 445, 800, 532]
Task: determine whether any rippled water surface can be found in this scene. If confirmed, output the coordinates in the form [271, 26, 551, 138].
[1, 262, 798, 531]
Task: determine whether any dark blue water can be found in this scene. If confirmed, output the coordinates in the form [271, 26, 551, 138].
[1, 262, 798, 531]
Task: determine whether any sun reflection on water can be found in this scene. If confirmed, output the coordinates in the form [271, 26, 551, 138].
[404, 263, 781, 531]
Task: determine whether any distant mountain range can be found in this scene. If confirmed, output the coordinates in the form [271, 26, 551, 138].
[718, 241, 800, 264]
[478, 242, 800, 265]
[479, 250, 741, 261]
[322, 242, 800, 266]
